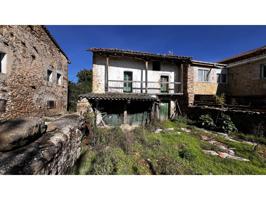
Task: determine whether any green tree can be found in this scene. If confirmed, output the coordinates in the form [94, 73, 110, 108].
[68, 69, 92, 112]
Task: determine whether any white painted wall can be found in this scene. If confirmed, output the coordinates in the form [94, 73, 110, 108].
[193, 66, 226, 83]
[92, 55, 181, 94]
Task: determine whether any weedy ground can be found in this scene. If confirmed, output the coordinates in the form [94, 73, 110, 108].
[71, 119, 266, 175]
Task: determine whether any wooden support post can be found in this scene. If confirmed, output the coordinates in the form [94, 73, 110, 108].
[105, 57, 109, 92]
[145, 60, 148, 93]
[141, 69, 143, 93]
[123, 101, 128, 124]
[94, 100, 99, 128]
[180, 63, 183, 93]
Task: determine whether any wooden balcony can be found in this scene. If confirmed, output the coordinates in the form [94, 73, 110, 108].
[108, 80, 183, 94]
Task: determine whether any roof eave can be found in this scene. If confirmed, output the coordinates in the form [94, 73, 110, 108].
[42, 25, 71, 64]
[88, 48, 192, 62]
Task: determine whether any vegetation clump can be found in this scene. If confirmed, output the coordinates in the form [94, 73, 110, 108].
[198, 114, 215, 130]
[216, 113, 238, 133]
[71, 118, 266, 175]
[215, 93, 225, 107]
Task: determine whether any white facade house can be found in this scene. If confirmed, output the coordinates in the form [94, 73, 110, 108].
[92, 51, 184, 95]
[82, 48, 226, 125]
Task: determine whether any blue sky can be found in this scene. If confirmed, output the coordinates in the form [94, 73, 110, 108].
[47, 25, 266, 82]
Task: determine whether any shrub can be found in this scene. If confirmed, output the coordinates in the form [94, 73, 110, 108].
[174, 115, 189, 124]
[90, 148, 116, 175]
[155, 156, 183, 175]
[198, 114, 216, 130]
[216, 113, 237, 133]
[89, 147, 135, 175]
[133, 127, 148, 145]
[179, 147, 196, 161]
[215, 93, 225, 107]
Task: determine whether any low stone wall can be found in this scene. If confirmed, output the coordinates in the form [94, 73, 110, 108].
[188, 106, 266, 136]
[0, 114, 85, 175]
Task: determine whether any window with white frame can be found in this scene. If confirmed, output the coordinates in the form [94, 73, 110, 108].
[198, 69, 209, 82]
[261, 64, 266, 79]
[56, 73, 62, 85]
[217, 73, 226, 83]
[47, 70, 53, 83]
[0, 52, 7, 74]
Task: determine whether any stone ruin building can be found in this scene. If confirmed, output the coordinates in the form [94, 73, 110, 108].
[0, 25, 70, 121]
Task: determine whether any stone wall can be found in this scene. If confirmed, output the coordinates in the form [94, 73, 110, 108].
[183, 63, 194, 106]
[0, 25, 68, 121]
[227, 58, 266, 96]
[0, 114, 85, 175]
[188, 106, 266, 136]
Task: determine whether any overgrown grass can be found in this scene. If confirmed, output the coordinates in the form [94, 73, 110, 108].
[71, 120, 266, 175]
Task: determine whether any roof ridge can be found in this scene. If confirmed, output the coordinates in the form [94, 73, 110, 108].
[219, 44, 266, 63]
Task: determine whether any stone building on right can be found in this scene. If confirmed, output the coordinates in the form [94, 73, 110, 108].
[220, 45, 266, 108]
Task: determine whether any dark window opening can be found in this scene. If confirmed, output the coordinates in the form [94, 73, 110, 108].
[47, 70, 53, 82]
[47, 100, 56, 109]
[57, 73, 62, 85]
[152, 61, 161, 71]
[123, 71, 133, 93]
[261, 65, 266, 79]
[160, 76, 169, 93]
[0, 99, 7, 112]
[0, 52, 6, 74]
[217, 73, 226, 83]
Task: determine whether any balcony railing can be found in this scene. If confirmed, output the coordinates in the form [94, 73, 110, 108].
[108, 80, 183, 94]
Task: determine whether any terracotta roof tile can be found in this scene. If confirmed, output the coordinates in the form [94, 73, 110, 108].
[89, 48, 191, 62]
[79, 93, 157, 101]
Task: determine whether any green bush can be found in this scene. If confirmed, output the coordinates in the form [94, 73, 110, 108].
[216, 113, 237, 133]
[198, 114, 216, 130]
[133, 127, 148, 145]
[89, 147, 135, 175]
[215, 93, 225, 107]
[174, 115, 189, 124]
[179, 147, 196, 161]
[90, 148, 117, 175]
[155, 156, 183, 175]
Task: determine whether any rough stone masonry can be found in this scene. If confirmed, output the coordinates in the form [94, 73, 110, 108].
[0, 25, 69, 121]
[0, 114, 85, 175]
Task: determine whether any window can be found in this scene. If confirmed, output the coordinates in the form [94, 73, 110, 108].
[152, 61, 161, 71]
[198, 69, 209, 82]
[261, 64, 266, 79]
[160, 76, 169, 93]
[47, 100, 56, 109]
[47, 70, 53, 82]
[217, 73, 226, 83]
[57, 73, 62, 85]
[0, 52, 7, 74]
[123, 71, 133, 93]
[0, 99, 7, 112]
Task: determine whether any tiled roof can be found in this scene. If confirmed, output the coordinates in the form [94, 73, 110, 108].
[79, 93, 157, 101]
[219, 45, 266, 64]
[192, 60, 226, 68]
[89, 48, 192, 62]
